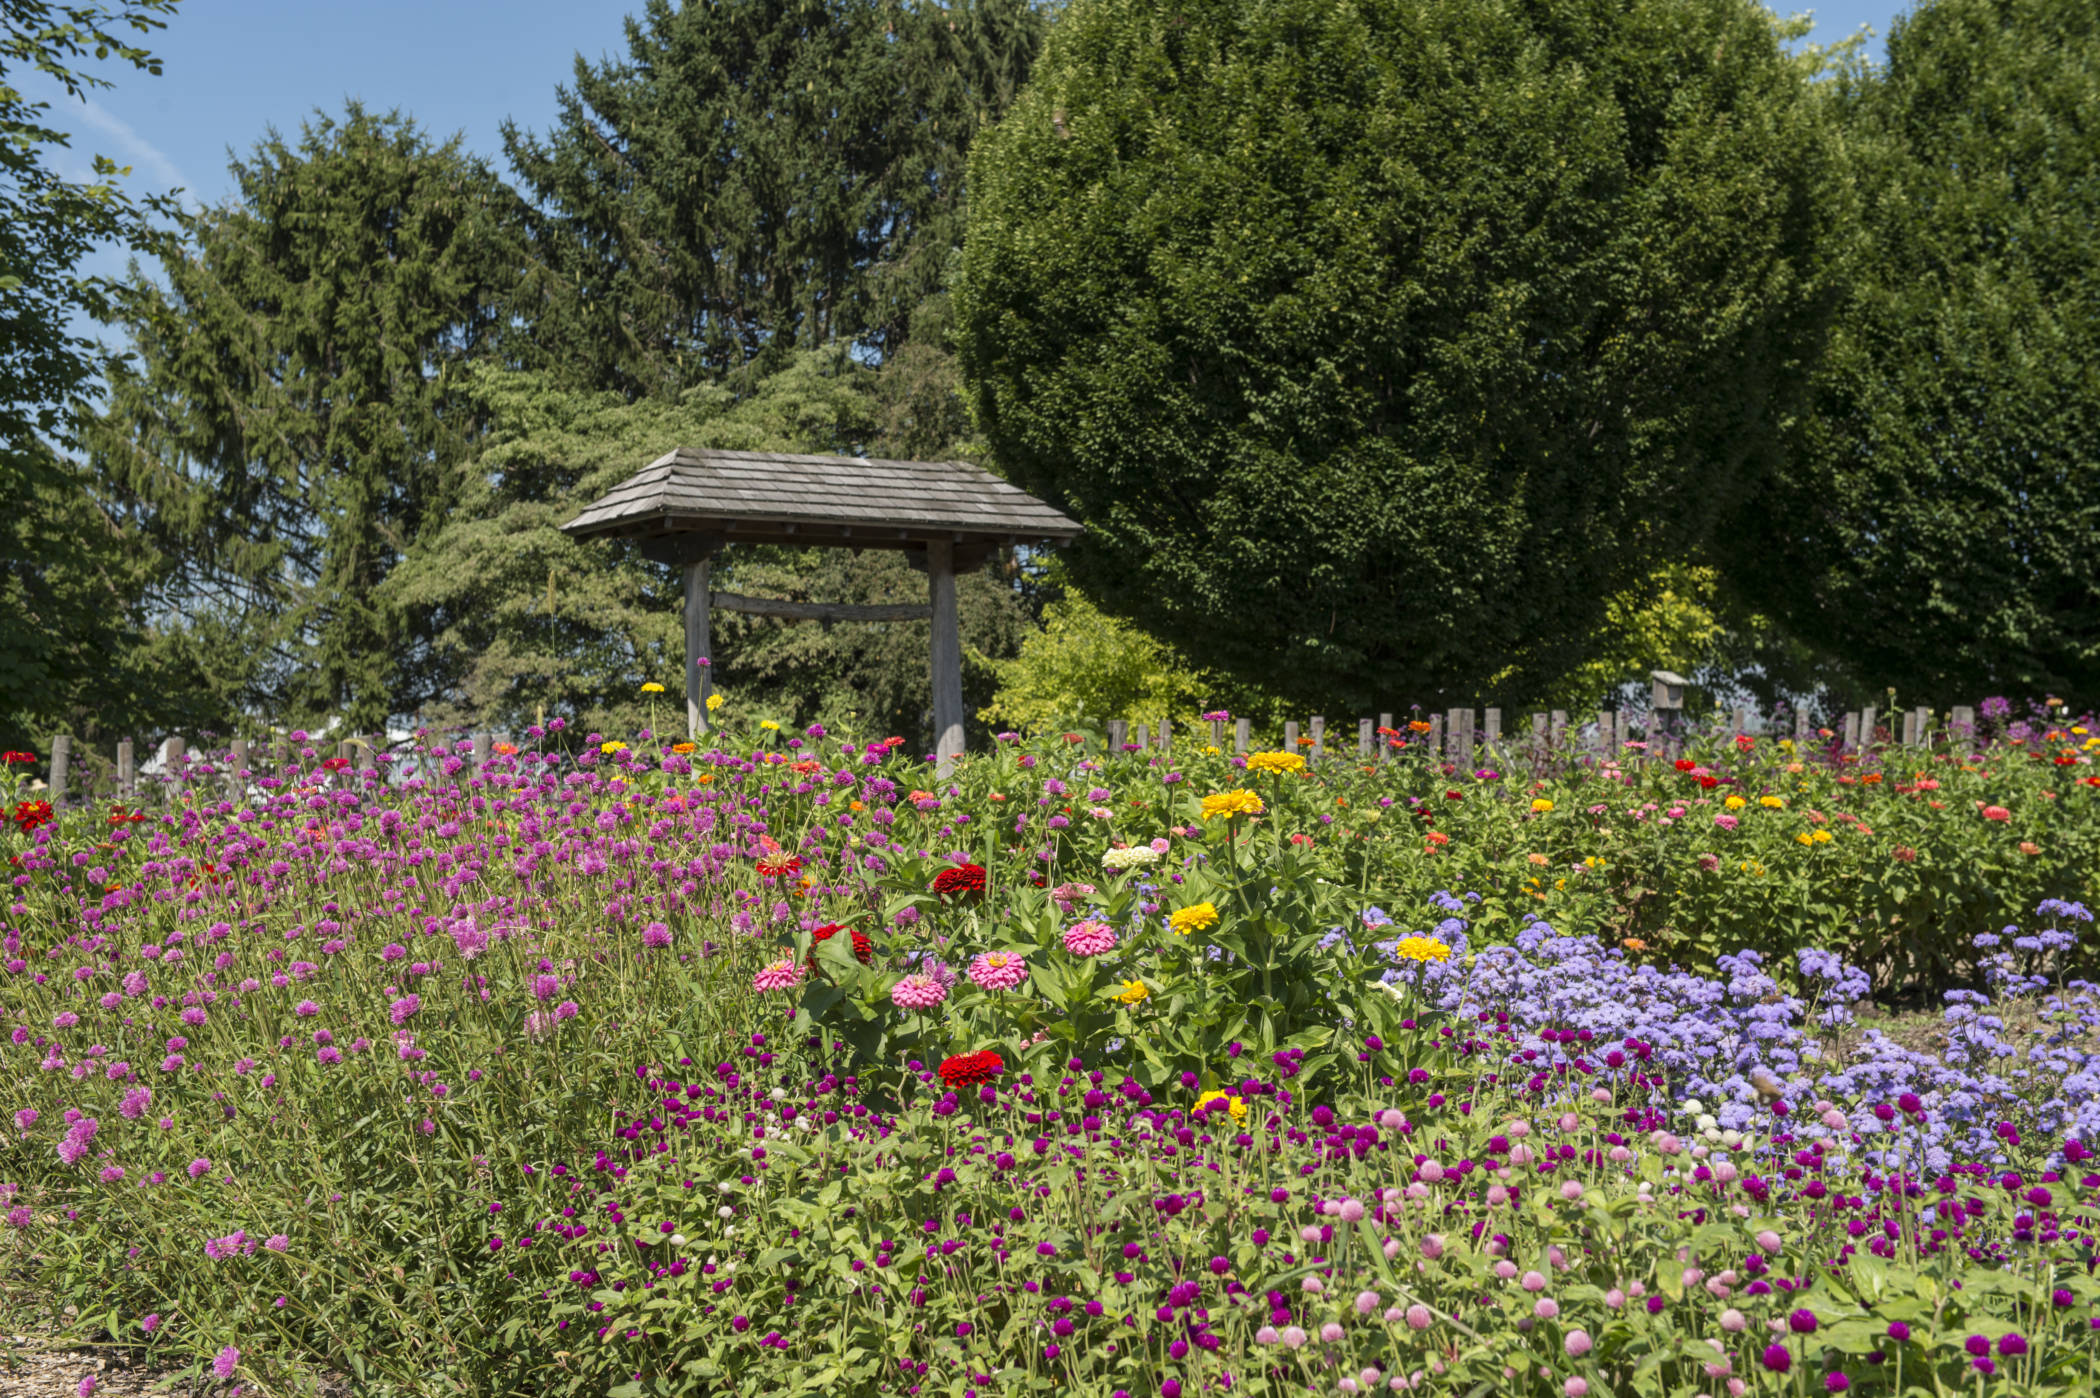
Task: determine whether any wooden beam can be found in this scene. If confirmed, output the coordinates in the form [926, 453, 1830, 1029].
[710, 591, 932, 623]
[686, 558, 712, 738]
[928, 540, 964, 769]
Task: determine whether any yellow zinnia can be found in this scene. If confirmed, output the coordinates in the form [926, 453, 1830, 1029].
[1392, 935, 1451, 963]
[705, 693, 725, 712]
[1795, 832, 1815, 846]
[600, 741, 628, 754]
[1200, 789, 1265, 821]
[1169, 902, 1220, 935]
[1115, 979, 1150, 1005]
[1724, 795, 1746, 810]
[760, 720, 781, 731]
[1759, 796, 1785, 809]
[1245, 751, 1306, 776]
[1531, 799, 1554, 814]
[640, 682, 665, 693]
[1812, 828, 1833, 844]
[1195, 1089, 1247, 1120]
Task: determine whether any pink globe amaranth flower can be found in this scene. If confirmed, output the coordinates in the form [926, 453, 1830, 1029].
[1420, 1234, 1444, 1260]
[968, 951, 1029, 992]
[751, 959, 804, 993]
[890, 973, 949, 1010]
[1353, 1290, 1380, 1315]
[212, 1346, 239, 1380]
[265, 1233, 289, 1252]
[119, 1087, 152, 1120]
[531, 975, 559, 1002]
[1720, 1309, 1748, 1332]
[388, 995, 419, 1025]
[1062, 920, 1117, 957]
[1318, 1322, 1344, 1343]
[1280, 1326, 1308, 1349]
[1564, 1329, 1592, 1357]
[4, 1205, 31, 1228]
[642, 921, 672, 948]
[138, 1313, 160, 1334]
[1520, 1270, 1547, 1292]
[1564, 1380, 1588, 1398]
[1405, 1305, 1432, 1331]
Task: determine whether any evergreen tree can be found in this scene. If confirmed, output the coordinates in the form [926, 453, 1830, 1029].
[955, 0, 1848, 711]
[503, 0, 1044, 396]
[1717, 0, 2100, 701]
[90, 107, 534, 733]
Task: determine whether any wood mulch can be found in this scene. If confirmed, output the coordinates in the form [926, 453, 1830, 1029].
[0, 1326, 193, 1398]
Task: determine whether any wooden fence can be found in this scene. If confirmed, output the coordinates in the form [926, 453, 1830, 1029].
[22, 702, 1997, 808]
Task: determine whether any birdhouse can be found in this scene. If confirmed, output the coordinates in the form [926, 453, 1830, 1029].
[1650, 670, 1687, 711]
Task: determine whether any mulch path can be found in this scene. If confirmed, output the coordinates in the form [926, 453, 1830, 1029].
[0, 1329, 193, 1398]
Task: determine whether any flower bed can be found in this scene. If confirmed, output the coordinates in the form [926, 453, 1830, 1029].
[0, 720, 2096, 1393]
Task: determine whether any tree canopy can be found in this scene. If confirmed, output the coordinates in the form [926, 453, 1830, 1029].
[0, 0, 176, 747]
[1715, 0, 2100, 703]
[504, 0, 1044, 396]
[90, 107, 533, 733]
[956, 0, 1847, 711]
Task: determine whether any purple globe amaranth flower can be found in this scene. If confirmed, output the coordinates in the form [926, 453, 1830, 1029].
[1761, 1345, 1792, 1373]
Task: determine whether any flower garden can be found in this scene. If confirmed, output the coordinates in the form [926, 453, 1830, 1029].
[4, 710, 2100, 1397]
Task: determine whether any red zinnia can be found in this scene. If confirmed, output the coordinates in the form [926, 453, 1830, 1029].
[1675, 759, 1697, 773]
[1, 751, 36, 765]
[320, 756, 351, 772]
[931, 863, 986, 898]
[808, 923, 874, 968]
[12, 800, 54, 833]
[756, 854, 804, 879]
[938, 1050, 1004, 1088]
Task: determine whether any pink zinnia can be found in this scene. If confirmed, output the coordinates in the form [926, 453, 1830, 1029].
[1062, 920, 1117, 957]
[751, 959, 804, 993]
[1714, 813, 1740, 830]
[890, 973, 949, 1010]
[968, 951, 1029, 991]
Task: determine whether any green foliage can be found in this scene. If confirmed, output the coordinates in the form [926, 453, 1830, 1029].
[1524, 563, 1727, 714]
[387, 352, 1031, 744]
[1718, 0, 2100, 702]
[980, 563, 1282, 734]
[504, 0, 1045, 394]
[0, 0, 176, 745]
[956, 0, 1848, 712]
[89, 106, 532, 733]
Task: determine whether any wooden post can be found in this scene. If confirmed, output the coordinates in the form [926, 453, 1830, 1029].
[926, 540, 964, 769]
[117, 738, 134, 800]
[1860, 705, 1878, 749]
[48, 735, 69, 808]
[1378, 712, 1393, 763]
[1794, 707, 1811, 743]
[1550, 711, 1567, 750]
[1731, 708, 1748, 737]
[1951, 704, 1975, 741]
[1484, 707, 1502, 751]
[1915, 705, 1931, 746]
[1132, 722, 1149, 752]
[1209, 718, 1224, 751]
[1595, 710, 1613, 758]
[1157, 718, 1172, 752]
[473, 732, 491, 773]
[270, 738, 287, 776]
[684, 554, 714, 740]
[1309, 716, 1324, 765]
[1284, 720, 1299, 755]
[1358, 717, 1373, 758]
[1900, 711, 1917, 747]
[1108, 719, 1127, 752]
[1233, 717, 1250, 754]
[229, 739, 249, 801]
[1427, 714, 1442, 759]
[1613, 710, 1630, 755]
[1842, 712, 1860, 750]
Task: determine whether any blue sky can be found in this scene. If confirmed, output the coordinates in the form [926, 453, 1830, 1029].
[35, 0, 1906, 287]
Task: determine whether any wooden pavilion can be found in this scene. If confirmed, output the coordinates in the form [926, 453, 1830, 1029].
[561, 447, 1083, 761]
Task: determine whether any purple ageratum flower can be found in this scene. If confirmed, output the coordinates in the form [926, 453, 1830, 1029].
[968, 951, 1029, 991]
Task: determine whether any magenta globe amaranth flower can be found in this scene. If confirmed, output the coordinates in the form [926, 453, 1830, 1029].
[1789, 1308, 1819, 1334]
[1761, 1345, 1792, 1374]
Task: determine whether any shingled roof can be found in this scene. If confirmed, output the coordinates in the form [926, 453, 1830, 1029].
[561, 447, 1083, 549]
